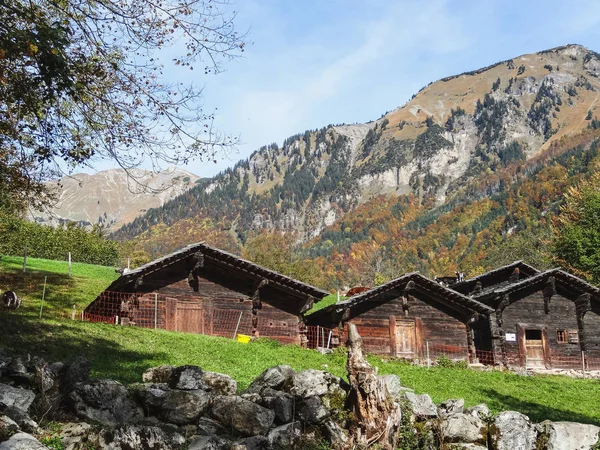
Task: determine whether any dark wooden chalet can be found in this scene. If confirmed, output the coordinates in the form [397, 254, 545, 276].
[85, 243, 329, 345]
[307, 273, 494, 362]
[471, 268, 600, 368]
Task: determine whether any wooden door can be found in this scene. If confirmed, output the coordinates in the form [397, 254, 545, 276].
[175, 302, 204, 334]
[525, 329, 544, 367]
[395, 320, 417, 357]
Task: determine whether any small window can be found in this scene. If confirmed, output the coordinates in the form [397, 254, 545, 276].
[525, 329, 542, 340]
[556, 329, 567, 343]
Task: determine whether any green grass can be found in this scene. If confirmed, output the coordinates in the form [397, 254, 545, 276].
[307, 293, 346, 315]
[1, 256, 599, 426]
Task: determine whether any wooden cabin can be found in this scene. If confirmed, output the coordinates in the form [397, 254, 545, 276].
[307, 273, 494, 362]
[450, 261, 540, 297]
[85, 243, 329, 345]
[471, 268, 600, 368]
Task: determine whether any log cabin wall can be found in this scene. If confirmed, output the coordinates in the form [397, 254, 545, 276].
[500, 292, 580, 365]
[340, 294, 470, 359]
[583, 302, 600, 358]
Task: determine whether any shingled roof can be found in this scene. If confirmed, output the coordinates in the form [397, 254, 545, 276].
[451, 261, 540, 297]
[103, 242, 329, 299]
[309, 273, 493, 326]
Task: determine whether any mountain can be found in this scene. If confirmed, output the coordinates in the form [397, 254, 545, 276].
[111, 44, 600, 287]
[31, 167, 200, 231]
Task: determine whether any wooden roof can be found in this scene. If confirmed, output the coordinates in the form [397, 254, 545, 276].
[451, 261, 540, 297]
[490, 268, 600, 304]
[101, 242, 329, 300]
[308, 273, 493, 325]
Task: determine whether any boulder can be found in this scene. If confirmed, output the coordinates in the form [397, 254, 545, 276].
[211, 395, 275, 436]
[232, 436, 270, 450]
[240, 393, 262, 404]
[66, 379, 143, 426]
[245, 365, 295, 395]
[260, 388, 293, 424]
[438, 398, 465, 418]
[297, 396, 330, 424]
[323, 418, 350, 445]
[0, 385, 34, 412]
[440, 412, 487, 444]
[380, 374, 403, 400]
[290, 369, 344, 399]
[404, 392, 438, 419]
[490, 411, 537, 450]
[59, 422, 95, 450]
[129, 383, 170, 415]
[159, 389, 211, 425]
[95, 425, 185, 450]
[0, 432, 48, 450]
[142, 365, 174, 383]
[447, 445, 488, 450]
[201, 371, 237, 396]
[0, 406, 38, 433]
[465, 403, 491, 420]
[541, 421, 600, 450]
[267, 422, 302, 448]
[188, 435, 231, 450]
[168, 365, 206, 390]
[0, 415, 19, 435]
[59, 357, 90, 393]
[197, 417, 228, 436]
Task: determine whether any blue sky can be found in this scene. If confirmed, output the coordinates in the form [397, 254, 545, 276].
[93, 0, 600, 178]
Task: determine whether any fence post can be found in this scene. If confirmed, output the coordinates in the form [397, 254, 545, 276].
[39, 276, 47, 319]
[426, 341, 430, 369]
[72, 304, 76, 321]
[582, 351, 586, 378]
[23, 246, 27, 273]
[327, 330, 332, 349]
[316, 326, 320, 347]
[233, 311, 243, 339]
[154, 293, 158, 330]
[68, 252, 72, 277]
[81, 311, 84, 321]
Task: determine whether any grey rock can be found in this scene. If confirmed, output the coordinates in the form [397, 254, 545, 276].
[261, 388, 293, 424]
[59, 422, 94, 450]
[0, 432, 48, 450]
[267, 422, 302, 448]
[245, 365, 295, 395]
[47, 362, 64, 376]
[5, 359, 26, 377]
[240, 393, 262, 403]
[448, 445, 487, 450]
[168, 365, 206, 390]
[202, 371, 237, 396]
[542, 421, 600, 450]
[142, 365, 174, 383]
[197, 417, 228, 436]
[66, 379, 143, 426]
[0, 385, 34, 411]
[298, 396, 330, 424]
[490, 411, 537, 450]
[438, 398, 465, 417]
[0, 406, 38, 433]
[404, 392, 438, 419]
[233, 436, 269, 450]
[440, 412, 486, 444]
[0, 415, 20, 435]
[291, 369, 344, 399]
[60, 357, 90, 393]
[465, 403, 491, 420]
[380, 374, 402, 400]
[211, 395, 275, 436]
[159, 389, 211, 425]
[188, 435, 230, 450]
[129, 383, 170, 415]
[323, 418, 350, 445]
[95, 425, 185, 450]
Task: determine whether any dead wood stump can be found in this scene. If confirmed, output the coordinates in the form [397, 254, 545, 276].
[344, 323, 401, 449]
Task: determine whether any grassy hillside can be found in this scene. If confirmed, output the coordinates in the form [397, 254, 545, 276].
[1, 257, 599, 425]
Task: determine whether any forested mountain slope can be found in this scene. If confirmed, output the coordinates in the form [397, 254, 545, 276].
[112, 44, 600, 287]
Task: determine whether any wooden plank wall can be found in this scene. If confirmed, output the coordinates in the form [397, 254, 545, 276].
[584, 302, 600, 358]
[342, 294, 469, 358]
[501, 292, 581, 360]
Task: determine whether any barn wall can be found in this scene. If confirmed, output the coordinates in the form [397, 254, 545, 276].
[584, 302, 600, 358]
[342, 294, 469, 358]
[500, 292, 581, 364]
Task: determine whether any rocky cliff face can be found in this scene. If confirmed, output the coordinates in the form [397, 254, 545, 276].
[113, 44, 600, 252]
[31, 168, 199, 231]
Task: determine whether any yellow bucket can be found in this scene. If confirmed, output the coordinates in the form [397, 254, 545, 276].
[237, 334, 251, 343]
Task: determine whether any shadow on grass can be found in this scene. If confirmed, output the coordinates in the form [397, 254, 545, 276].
[0, 311, 169, 384]
[480, 388, 600, 425]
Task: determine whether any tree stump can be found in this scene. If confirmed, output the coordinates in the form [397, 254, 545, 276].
[344, 323, 401, 449]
